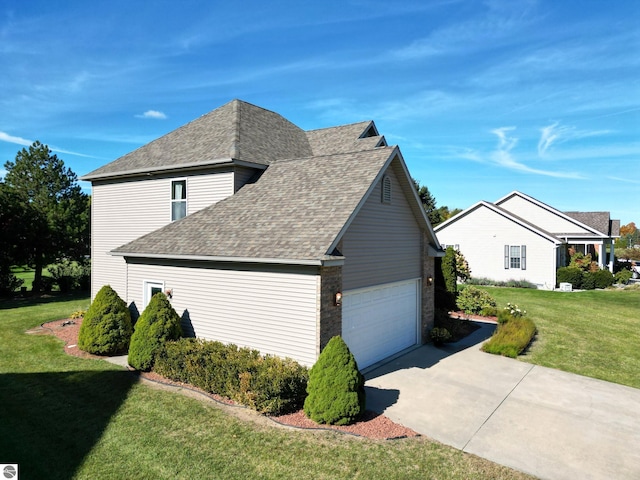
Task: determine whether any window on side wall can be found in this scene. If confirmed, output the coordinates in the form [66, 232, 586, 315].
[171, 180, 187, 221]
[504, 245, 526, 270]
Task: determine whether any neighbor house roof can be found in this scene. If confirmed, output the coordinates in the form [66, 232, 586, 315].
[565, 212, 620, 237]
[112, 147, 414, 264]
[436, 191, 619, 242]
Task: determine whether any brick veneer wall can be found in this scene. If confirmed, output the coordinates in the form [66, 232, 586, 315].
[422, 232, 436, 342]
[318, 265, 342, 356]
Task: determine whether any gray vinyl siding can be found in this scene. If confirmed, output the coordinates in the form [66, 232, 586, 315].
[234, 166, 261, 191]
[125, 261, 320, 366]
[91, 171, 235, 300]
[341, 164, 421, 290]
[187, 171, 234, 214]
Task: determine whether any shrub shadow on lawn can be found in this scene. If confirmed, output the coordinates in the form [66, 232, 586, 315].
[0, 370, 137, 480]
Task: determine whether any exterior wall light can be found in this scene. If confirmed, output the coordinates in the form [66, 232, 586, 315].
[334, 292, 342, 306]
[165, 288, 173, 299]
[426, 276, 433, 286]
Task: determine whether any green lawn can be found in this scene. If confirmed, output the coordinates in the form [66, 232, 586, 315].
[0, 294, 533, 480]
[479, 286, 640, 389]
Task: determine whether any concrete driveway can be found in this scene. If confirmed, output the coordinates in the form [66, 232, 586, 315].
[364, 324, 640, 480]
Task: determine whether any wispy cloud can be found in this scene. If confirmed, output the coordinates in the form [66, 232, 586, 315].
[135, 110, 167, 119]
[607, 176, 640, 185]
[0, 131, 32, 147]
[457, 126, 586, 179]
[0, 131, 95, 158]
[538, 122, 610, 156]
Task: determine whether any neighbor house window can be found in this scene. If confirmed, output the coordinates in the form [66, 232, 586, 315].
[381, 175, 392, 203]
[171, 180, 187, 221]
[504, 245, 526, 270]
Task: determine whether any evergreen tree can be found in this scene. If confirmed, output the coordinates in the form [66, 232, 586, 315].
[3, 142, 90, 291]
[303, 336, 365, 425]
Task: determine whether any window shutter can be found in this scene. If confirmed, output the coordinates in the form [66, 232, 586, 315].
[504, 245, 510, 269]
[521, 245, 527, 270]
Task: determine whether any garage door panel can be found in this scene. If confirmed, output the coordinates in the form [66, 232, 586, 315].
[342, 279, 419, 369]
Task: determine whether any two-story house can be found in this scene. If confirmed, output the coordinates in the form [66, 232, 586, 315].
[81, 99, 442, 368]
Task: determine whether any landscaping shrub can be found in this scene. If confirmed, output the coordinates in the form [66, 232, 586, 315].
[482, 315, 536, 358]
[587, 269, 615, 289]
[48, 259, 91, 292]
[556, 266, 584, 289]
[465, 277, 537, 289]
[128, 292, 183, 371]
[78, 285, 133, 354]
[480, 305, 498, 317]
[303, 336, 365, 426]
[456, 286, 497, 315]
[434, 257, 457, 311]
[154, 338, 308, 415]
[615, 269, 633, 284]
[442, 247, 458, 296]
[581, 272, 596, 290]
[429, 327, 451, 345]
[0, 267, 23, 297]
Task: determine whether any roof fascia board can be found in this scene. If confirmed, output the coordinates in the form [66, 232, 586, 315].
[495, 190, 605, 237]
[109, 250, 345, 267]
[81, 158, 267, 182]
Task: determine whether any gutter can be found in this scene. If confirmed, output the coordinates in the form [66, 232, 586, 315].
[109, 250, 345, 267]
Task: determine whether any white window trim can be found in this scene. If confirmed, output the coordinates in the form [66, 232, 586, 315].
[504, 245, 527, 270]
[143, 280, 164, 309]
[171, 178, 188, 222]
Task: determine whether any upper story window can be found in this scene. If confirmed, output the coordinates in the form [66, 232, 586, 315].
[381, 175, 392, 204]
[171, 180, 187, 221]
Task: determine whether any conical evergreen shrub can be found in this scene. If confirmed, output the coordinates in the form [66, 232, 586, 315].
[78, 285, 133, 355]
[303, 336, 365, 425]
[128, 292, 183, 371]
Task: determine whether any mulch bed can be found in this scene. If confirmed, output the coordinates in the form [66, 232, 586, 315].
[33, 318, 420, 440]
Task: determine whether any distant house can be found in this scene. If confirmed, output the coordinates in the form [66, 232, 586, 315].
[81, 99, 442, 369]
[434, 191, 620, 290]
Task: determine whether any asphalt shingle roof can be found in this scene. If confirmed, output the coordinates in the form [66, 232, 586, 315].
[564, 211, 619, 236]
[113, 147, 398, 262]
[82, 100, 314, 180]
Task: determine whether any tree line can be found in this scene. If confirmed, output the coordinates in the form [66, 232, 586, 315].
[0, 141, 90, 294]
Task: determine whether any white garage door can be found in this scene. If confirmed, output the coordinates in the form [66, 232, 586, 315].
[342, 279, 420, 369]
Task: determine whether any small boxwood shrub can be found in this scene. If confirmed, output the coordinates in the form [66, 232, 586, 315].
[128, 292, 183, 371]
[429, 327, 451, 345]
[78, 285, 133, 355]
[586, 269, 615, 289]
[456, 286, 497, 315]
[556, 266, 584, 289]
[615, 269, 633, 284]
[154, 338, 307, 415]
[482, 314, 536, 358]
[303, 336, 365, 426]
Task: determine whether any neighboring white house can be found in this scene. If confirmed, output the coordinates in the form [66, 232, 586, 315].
[434, 191, 620, 290]
[81, 99, 442, 369]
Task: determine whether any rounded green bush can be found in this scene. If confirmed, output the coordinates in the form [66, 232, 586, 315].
[455, 286, 497, 315]
[128, 292, 183, 371]
[78, 285, 133, 355]
[429, 327, 451, 345]
[588, 269, 615, 289]
[303, 336, 365, 426]
[556, 266, 584, 288]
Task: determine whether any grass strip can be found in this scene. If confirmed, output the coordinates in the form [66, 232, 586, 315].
[482, 316, 536, 358]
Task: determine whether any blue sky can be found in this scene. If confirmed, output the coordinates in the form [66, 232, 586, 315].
[1, 0, 638, 224]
